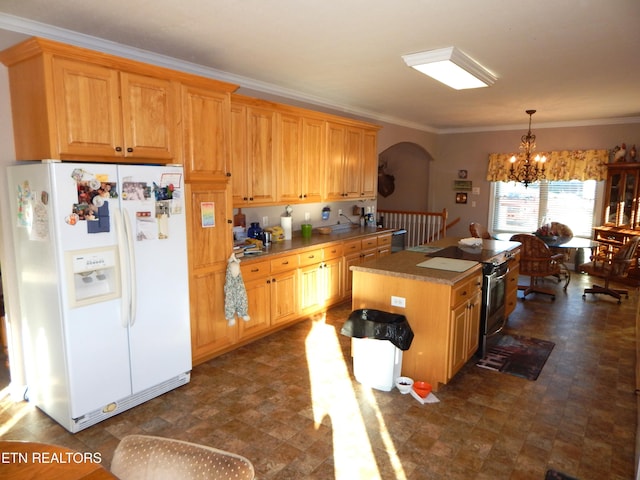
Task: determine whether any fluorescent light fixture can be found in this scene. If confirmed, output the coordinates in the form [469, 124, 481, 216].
[402, 47, 496, 90]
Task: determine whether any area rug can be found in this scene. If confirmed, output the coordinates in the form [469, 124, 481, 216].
[476, 334, 554, 380]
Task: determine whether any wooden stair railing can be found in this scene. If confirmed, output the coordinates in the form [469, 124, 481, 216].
[378, 208, 448, 247]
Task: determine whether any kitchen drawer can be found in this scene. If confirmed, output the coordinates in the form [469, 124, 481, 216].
[240, 259, 270, 281]
[361, 236, 377, 249]
[343, 239, 362, 254]
[299, 249, 323, 267]
[270, 253, 299, 273]
[323, 244, 343, 260]
[451, 274, 482, 307]
[377, 233, 392, 247]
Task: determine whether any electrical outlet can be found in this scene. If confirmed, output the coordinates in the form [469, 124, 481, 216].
[391, 296, 406, 308]
[304, 212, 310, 221]
[262, 216, 269, 226]
[338, 209, 343, 216]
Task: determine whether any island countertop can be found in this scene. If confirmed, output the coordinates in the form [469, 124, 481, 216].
[349, 237, 520, 285]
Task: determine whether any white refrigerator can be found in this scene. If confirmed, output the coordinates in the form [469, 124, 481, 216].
[7, 161, 191, 433]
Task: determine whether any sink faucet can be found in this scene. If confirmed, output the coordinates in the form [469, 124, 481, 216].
[339, 213, 358, 225]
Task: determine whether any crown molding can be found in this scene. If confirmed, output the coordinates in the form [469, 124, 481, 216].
[1, 13, 638, 136]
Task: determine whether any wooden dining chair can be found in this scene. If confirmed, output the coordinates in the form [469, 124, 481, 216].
[469, 222, 492, 239]
[510, 234, 565, 300]
[580, 236, 640, 303]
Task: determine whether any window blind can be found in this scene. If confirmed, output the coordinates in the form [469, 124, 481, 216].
[490, 180, 598, 238]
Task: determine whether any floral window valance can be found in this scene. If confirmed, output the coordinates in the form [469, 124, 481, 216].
[486, 149, 609, 182]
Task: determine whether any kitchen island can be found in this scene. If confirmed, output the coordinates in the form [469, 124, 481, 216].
[350, 237, 520, 391]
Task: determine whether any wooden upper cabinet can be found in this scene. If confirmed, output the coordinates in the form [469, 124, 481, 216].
[278, 112, 303, 204]
[230, 97, 277, 206]
[325, 122, 347, 200]
[277, 114, 324, 204]
[301, 117, 325, 203]
[52, 59, 177, 161]
[51, 58, 123, 158]
[181, 83, 231, 182]
[361, 129, 378, 198]
[325, 122, 378, 200]
[325, 122, 378, 201]
[119, 71, 176, 160]
[343, 126, 364, 198]
[0, 37, 238, 164]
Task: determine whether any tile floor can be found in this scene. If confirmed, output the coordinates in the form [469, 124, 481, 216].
[0, 272, 637, 479]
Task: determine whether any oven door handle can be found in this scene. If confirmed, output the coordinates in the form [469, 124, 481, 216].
[492, 269, 509, 282]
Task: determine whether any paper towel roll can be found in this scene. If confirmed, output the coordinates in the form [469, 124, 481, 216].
[281, 216, 292, 240]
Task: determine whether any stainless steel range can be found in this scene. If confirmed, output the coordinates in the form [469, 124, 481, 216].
[427, 245, 515, 357]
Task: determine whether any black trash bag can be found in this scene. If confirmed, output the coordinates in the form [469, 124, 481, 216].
[340, 309, 414, 351]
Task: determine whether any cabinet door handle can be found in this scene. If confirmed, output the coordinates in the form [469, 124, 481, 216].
[272, 278, 276, 282]
[251, 268, 260, 273]
[307, 255, 315, 259]
[282, 261, 289, 265]
[127, 147, 133, 153]
[115, 146, 122, 152]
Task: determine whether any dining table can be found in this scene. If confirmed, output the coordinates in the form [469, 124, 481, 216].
[0, 441, 117, 480]
[495, 233, 599, 289]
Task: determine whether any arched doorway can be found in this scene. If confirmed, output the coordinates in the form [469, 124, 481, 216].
[377, 142, 432, 211]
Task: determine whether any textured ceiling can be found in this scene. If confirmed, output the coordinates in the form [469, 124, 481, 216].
[0, 1, 639, 133]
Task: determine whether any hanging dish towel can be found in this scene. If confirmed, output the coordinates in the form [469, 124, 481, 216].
[224, 253, 250, 326]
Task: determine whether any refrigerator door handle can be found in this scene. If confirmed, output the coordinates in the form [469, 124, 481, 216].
[122, 208, 138, 327]
[114, 209, 133, 328]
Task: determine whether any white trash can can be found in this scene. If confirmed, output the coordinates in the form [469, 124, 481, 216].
[352, 337, 403, 392]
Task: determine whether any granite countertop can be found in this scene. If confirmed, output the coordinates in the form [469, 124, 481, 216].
[350, 237, 520, 285]
[238, 226, 395, 262]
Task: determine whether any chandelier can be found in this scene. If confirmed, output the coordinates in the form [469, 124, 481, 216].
[509, 109, 546, 187]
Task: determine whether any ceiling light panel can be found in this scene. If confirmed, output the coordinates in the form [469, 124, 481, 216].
[402, 47, 496, 90]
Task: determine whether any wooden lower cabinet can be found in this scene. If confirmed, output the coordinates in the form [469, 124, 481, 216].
[190, 231, 389, 365]
[351, 268, 483, 391]
[300, 256, 344, 316]
[240, 259, 299, 340]
[241, 275, 272, 340]
[270, 269, 299, 326]
[189, 266, 236, 365]
[185, 182, 234, 365]
[447, 277, 482, 380]
[505, 252, 520, 318]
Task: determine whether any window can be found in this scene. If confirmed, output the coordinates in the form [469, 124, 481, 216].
[489, 180, 603, 238]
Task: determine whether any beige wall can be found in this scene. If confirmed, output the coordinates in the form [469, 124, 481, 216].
[435, 124, 640, 237]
